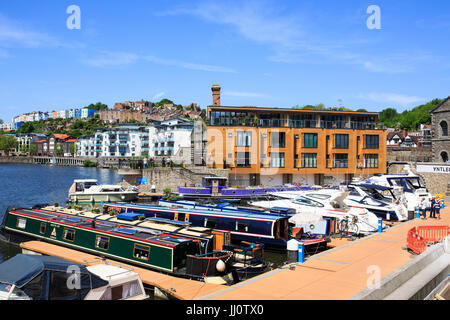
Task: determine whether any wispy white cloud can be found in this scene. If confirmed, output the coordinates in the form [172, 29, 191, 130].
[80, 51, 139, 68]
[156, 1, 436, 74]
[144, 55, 237, 73]
[0, 13, 81, 49]
[362, 93, 426, 106]
[223, 91, 268, 98]
[152, 91, 165, 100]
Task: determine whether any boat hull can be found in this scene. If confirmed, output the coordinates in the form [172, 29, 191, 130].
[69, 192, 138, 203]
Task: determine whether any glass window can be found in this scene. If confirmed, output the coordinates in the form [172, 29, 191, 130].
[335, 134, 349, 149]
[365, 135, 379, 149]
[270, 152, 285, 168]
[302, 153, 317, 168]
[204, 218, 217, 228]
[17, 218, 26, 229]
[440, 121, 448, 136]
[236, 222, 249, 232]
[62, 229, 75, 242]
[303, 133, 318, 148]
[270, 132, 286, 148]
[364, 154, 379, 168]
[133, 244, 150, 261]
[334, 154, 348, 168]
[306, 194, 332, 200]
[294, 197, 324, 207]
[236, 131, 252, 147]
[236, 152, 251, 168]
[95, 236, 110, 250]
[40, 223, 46, 234]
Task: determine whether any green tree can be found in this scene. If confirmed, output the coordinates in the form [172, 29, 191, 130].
[0, 135, 18, 155]
[0, 119, 3, 124]
[85, 102, 108, 111]
[29, 144, 38, 155]
[55, 143, 64, 156]
[69, 143, 77, 156]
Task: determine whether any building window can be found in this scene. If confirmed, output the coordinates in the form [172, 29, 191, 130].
[95, 236, 110, 250]
[62, 229, 75, 242]
[133, 244, 150, 261]
[335, 134, 349, 149]
[236, 152, 251, 168]
[364, 154, 379, 168]
[303, 133, 318, 148]
[333, 154, 348, 168]
[440, 121, 449, 137]
[302, 153, 317, 168]
[270, 132, 286, 148]
[365, 135, 379, 149]
[270, 152, 285, 168]
[236, 131, 252, 147]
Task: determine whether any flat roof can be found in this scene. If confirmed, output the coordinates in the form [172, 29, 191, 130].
[208, 105, 379, 116]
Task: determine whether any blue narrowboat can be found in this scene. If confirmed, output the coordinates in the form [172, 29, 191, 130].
[102, 203, 327, 252]
[178, 177, 315, 199]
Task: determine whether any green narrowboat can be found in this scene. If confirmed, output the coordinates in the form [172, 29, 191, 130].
[0, 207, 222, 280]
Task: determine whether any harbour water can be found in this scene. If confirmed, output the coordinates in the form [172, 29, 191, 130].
[0, 163, 124, 263]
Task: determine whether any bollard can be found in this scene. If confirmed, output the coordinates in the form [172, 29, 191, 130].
[298, 242, 305, 263]
[416, 207, 420, 219]
[378, 219, 384, 233]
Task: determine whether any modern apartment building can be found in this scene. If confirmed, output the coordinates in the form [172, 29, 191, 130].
[77, 124, 150, 158]
[151, 118, 194, 164]
[207, 85, 387, 187]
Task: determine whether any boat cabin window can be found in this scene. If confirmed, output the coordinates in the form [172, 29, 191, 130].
[204, 218, 217, 228]
[62, 229, 76, 242]
[306, 194, 332, 200]
[100, 280, 143, 300]
[95, 236, 110, 250]
[133, 244, 150, 261]
[294, 197, 324, 207]
[22, 273, 43, 299]
[49, 271, 78, 300]
[177, 212, 186, 222]
[236, 221, 249, 232]
[40, 222, 46, 234]
[16, 217, 27, 229]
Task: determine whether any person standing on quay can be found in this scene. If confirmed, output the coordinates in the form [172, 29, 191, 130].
[434, 196, 441, 220]
[419, 197, 428, 219]
[430, 196, 436, 218]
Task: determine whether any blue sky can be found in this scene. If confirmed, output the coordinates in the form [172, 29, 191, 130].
[0, 0, 449, 122]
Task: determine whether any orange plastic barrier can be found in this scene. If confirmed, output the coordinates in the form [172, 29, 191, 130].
[407, 226, 450, 254]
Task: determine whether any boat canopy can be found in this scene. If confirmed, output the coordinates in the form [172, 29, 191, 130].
[0, 254, 108, 300]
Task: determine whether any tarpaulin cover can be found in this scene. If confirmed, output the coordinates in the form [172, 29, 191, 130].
[0, 254, 108, 300]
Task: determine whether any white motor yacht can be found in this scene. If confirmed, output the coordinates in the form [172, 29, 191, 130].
[68, 179, 139, 203]
[343, 183, 408, 221]
[250, 189, 382, 234]
[364, 165, 432, 217]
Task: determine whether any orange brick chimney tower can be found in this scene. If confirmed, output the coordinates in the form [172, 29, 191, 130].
[212, 84, 221, 106]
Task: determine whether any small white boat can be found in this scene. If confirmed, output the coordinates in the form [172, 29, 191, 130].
[68, 179, 139, 203]
[0, 254, 149, 300]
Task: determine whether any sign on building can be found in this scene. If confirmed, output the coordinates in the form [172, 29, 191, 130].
[416, 165, 450, 174]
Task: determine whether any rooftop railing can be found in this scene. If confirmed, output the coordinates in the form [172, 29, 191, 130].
[210, 117, 384, 130]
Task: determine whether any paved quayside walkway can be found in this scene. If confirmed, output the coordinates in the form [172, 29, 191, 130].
[199, 205, 450, 300]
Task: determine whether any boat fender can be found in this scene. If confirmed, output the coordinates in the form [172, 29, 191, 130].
[216, 259, 226, 272]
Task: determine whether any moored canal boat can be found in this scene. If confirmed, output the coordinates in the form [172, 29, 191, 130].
[68, 179, 139, 203]
[0, 207, 236, 284]
[102, 202, 328, 253]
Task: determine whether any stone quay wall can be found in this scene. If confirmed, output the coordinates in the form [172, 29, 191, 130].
[121, 167, 229, 193]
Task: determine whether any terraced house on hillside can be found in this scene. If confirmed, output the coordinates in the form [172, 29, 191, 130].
[206, 85, 387, 187]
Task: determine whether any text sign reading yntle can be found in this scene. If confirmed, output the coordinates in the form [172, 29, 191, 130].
[416, 165, 450, 174]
